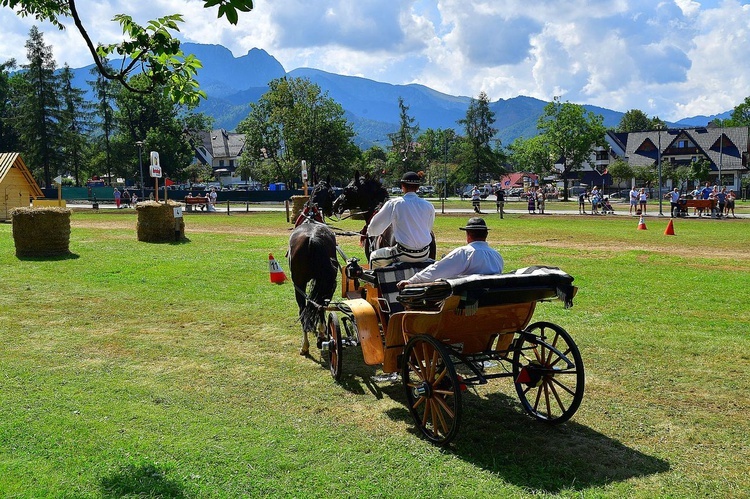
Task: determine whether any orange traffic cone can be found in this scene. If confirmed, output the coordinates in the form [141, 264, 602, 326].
[269, 253, 287, 284]
[664, 219, 675, 236]
[637, 215, 647, 230]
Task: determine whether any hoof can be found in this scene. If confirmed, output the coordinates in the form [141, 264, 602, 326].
[299, 347, 310, 356]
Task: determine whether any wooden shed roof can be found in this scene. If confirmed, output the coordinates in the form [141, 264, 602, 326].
[0, 152, 44, 198]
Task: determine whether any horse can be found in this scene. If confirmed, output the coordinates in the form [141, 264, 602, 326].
[332, 172, 436, 261]
[288, 183, 339, 355]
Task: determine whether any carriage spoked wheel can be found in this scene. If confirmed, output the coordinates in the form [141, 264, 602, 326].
[512, 321, 584, 424]
[326, 313, 343, 381]
[402, 335, 462, 445]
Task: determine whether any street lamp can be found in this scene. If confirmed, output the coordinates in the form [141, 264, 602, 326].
[657, 128, 664, 216]
[442, 136, 452, 214]
[719, 124, 723, 188]
[135, 140, 144, 199]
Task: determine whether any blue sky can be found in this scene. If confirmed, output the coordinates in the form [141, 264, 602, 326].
[1, 0, 749, 121]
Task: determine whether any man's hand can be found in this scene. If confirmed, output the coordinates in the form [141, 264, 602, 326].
[397, 280, 409, 290]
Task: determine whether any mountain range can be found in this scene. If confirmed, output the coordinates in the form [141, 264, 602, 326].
[70, 42, 732, 149]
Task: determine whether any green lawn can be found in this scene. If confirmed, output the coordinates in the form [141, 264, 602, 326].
[1, 211, 748, 497]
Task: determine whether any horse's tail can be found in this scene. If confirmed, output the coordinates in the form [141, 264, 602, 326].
[299, 229, 338, 333]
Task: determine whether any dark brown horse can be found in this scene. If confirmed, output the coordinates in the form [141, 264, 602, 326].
[288, 182, 339, 355]
[332, 172, 436, 261]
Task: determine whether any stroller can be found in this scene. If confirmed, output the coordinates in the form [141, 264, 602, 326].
[600, 197, 615, 214]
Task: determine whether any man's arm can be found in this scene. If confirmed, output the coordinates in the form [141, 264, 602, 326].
[366, 199, 394, 237]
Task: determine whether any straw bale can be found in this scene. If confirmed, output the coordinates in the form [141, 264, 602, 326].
[136, 200, 185, 242]
[290, 195, 309, 223]
[11, 207, 71, 257]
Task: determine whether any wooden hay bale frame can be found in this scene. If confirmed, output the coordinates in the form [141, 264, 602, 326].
[11, 207, 71, 257]
[136, 200, 185, 243]
[289, 195, 309, 224]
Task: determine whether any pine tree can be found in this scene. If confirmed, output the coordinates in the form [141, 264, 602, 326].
[88, 61, 118, 186]
[0, 60, 21, 152]
[16, 26, 63, 187]
[387, 97, 420, 179]
[457, 91, 500, 184]
[59, 64, 93, 186]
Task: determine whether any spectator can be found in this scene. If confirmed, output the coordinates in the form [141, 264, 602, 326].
[578, 191, 587, 214]
[471, 185, 483, 214]
[716, 187, 727, 217]
[638, 188, 648, 214]
[726, 189, 737, 218]
[527, 187, 536, 214]
[537, 187, 546, 214]
[629, 186, 639, 215]
[495, 186, 505, 218]
[397, 217, 503, 289]
[666, 188, 681, 218]
[114, 188, 121, 209]
[207, 187, 218, 212]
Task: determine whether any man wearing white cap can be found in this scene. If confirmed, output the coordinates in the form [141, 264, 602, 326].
[368, 171, 435, 268]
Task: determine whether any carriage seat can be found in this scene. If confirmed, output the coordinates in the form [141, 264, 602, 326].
[397, 265, 577, 312]
[369, 261, 434, 315]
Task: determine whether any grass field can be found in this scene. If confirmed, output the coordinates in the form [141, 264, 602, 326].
[1, 210, 749, 498]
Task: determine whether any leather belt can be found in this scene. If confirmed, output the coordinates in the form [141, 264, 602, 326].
[397, 243, 429, 254]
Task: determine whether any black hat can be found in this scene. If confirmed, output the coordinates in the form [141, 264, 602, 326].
[400, 171, 422, 185]
[459, 217, 490, 231]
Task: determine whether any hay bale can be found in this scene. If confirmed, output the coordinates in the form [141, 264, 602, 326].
[136, 200, 185, 243]
[290, 195, 309, 223]
[11, 207, 71, 257]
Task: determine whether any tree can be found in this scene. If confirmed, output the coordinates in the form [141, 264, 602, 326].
[417, 128, 457, 185]
[537, 97, 607, 200]
[237, 77, 357, 187]
[1, 0, 255, 105]
[617, 109, 653, 133]
[387, 97, 421, 181]
[58, 64, 93, 186]
[112, 73, 201, 184]
[456, 92, 502, 184]
[606, 158, 634, 190]
[15, 26, 63, 187]
[723, 96, 750, 127]
[507, 135, 554, 175]
[0, 59, 21, 152]
[88, 61, 118, 186]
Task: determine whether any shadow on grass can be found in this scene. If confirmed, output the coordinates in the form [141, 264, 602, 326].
[383, 389, 669, 494]
[16, 252, 80, 261]
[100, 461, 187, 498]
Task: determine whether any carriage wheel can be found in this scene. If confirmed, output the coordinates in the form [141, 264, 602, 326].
[402, 335, 462, 445]
[512, 321, 584, 424]
[326, 313, 343, 381]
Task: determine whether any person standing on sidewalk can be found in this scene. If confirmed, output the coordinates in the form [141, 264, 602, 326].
[471, 185, 483, 214]
[495, 186, 505, 219]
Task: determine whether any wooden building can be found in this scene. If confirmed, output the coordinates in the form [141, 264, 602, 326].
[0, 153, 44, 221]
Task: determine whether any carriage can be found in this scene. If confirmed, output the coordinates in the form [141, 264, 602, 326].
[291, 177, 585, 445]
[321, 258, 585, 445]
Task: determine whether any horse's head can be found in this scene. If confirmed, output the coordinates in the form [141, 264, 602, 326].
[332, 172, 389, 219]
[309, 180, 335, 218]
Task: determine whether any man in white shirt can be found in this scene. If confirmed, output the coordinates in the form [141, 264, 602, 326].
[629, 187, 639, 215]
[368, 171, 435, 268]
[397, 217, 503, 289]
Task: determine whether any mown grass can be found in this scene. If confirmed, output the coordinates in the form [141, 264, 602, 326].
[1, 210, 749, 498]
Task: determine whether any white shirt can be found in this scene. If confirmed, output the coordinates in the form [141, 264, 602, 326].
[405, 241, 504, 285]
[367, 192, 434, 250]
